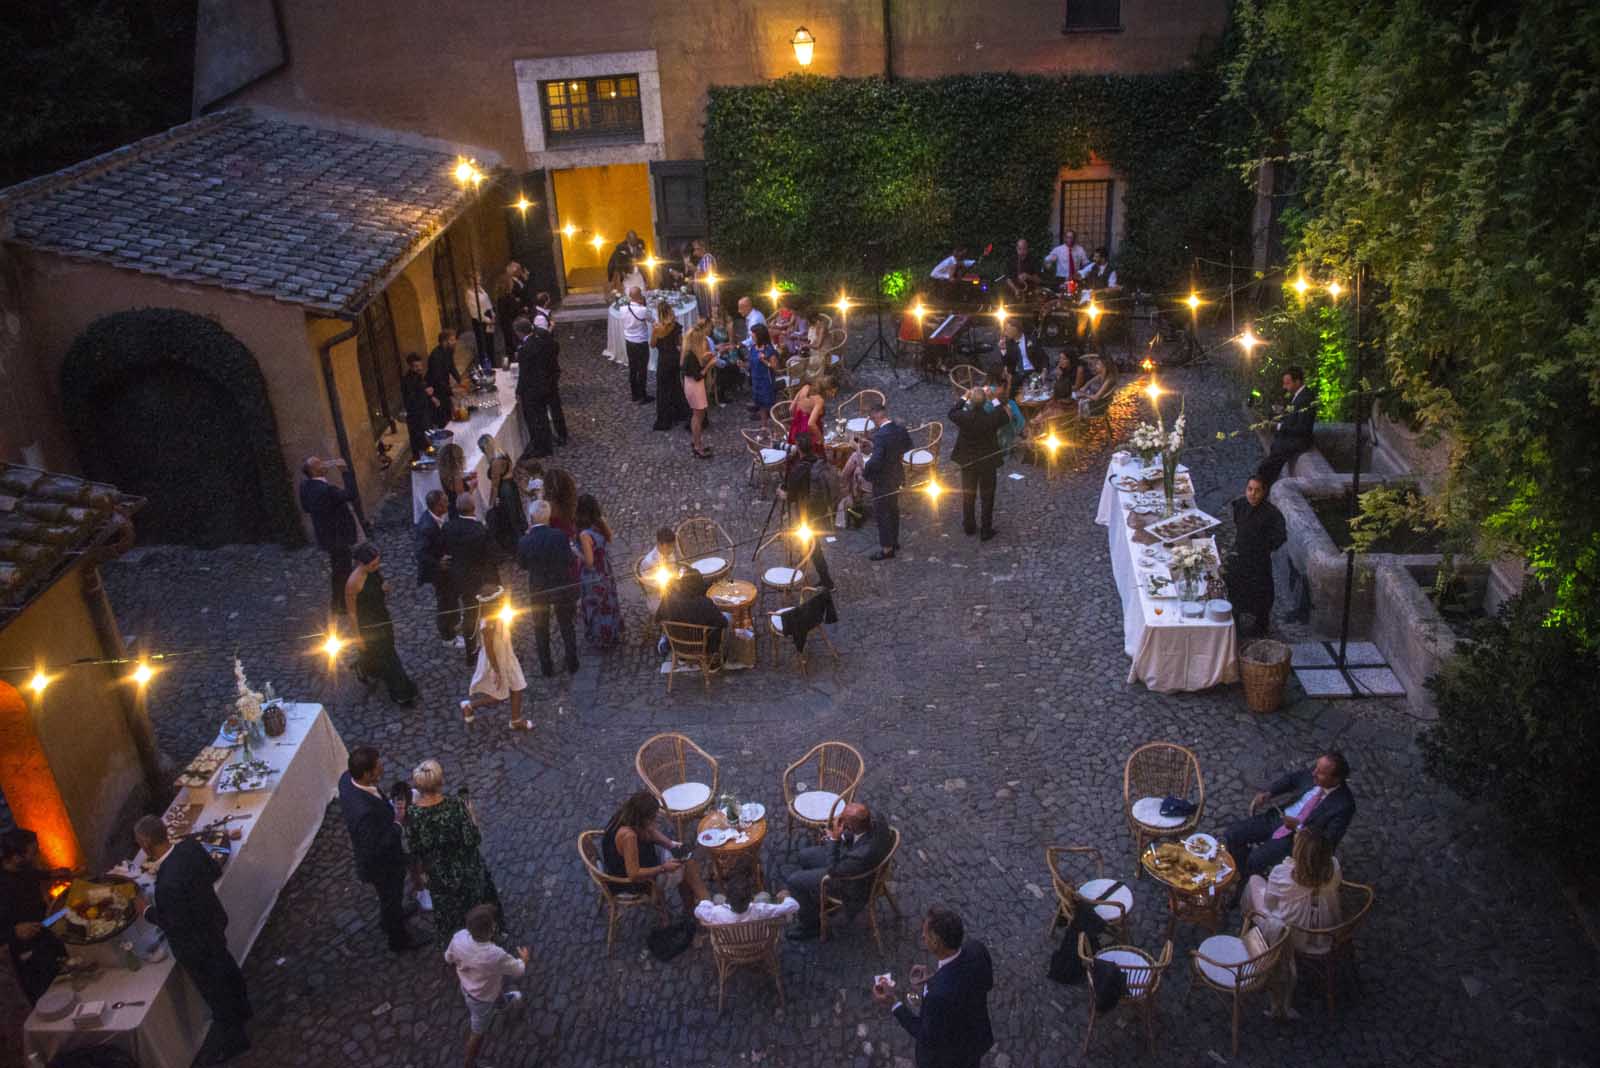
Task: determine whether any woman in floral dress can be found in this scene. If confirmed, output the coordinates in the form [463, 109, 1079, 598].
[576, 493, 624, 647]
[404, 759, 500, 937]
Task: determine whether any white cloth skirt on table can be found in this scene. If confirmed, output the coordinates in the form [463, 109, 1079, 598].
[469, 620, 527, 700]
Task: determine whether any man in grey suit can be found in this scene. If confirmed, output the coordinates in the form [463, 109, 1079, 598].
[785, 802, 893, 941]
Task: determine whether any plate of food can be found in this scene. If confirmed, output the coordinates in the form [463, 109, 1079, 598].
[215, 758, 277, 794]
[1108, 474, 1142, 492]
[49, 877, 139, 945]
[1143, 574, 1177, 599]
[215, 714, 245, 748]
[697, 828, 732, 848]
[174, 746, 231, 789]
[1145, 509, 1221, 544]
[738, 802, 766, 824]
[1184, 833, 1219, 860]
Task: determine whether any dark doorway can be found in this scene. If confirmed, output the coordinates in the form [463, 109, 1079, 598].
[500, 170, 557, 298]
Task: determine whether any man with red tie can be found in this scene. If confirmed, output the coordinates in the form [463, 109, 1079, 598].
[1223, 750, 1356, 877]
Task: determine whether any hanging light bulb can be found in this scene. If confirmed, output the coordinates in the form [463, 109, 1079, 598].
[498, 601, 517, 625]
[322, 631, 345, 661]
[453, 159, 477, 185]
[795, 521, 814, 544]
[130, 660, 155, 687]
[1293, 273, 1310, 297]
[911, 300, 926, 321]
[1145, 380, 1163, 404]
[768, 283, 783, 306]
[27, 670, 51, 696]
[511, 195, 533, 215]
[994, 304, 1009, 326]
[835, 293, 852, 315]
[1185, 291, 1201, 312]
[589, 233, 606, 252]
[1327, 280, 1343, 299]
[1044, 432, 1063, 456]
[1237, 326, 1260, 355]
[1085, 299, 1101, 323]
[924, 479, 944, 502]
[652, 564, 674, 590]
[561, 222, 577, 239]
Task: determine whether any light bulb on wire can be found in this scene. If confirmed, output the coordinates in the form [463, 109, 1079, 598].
[1237, 326, 1260, 355]
[924, 480, 944, 502]
[130, 660, 155, 687]
[322, 631, 345, 661]
[1327, 280, 1343, 299]
[1293, 273, 1310, 297]
[1185, 292, 1201, 312]
[28, 671, 51, 696]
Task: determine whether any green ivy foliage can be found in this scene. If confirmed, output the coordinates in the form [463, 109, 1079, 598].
[1249, 296, 1356, 423]
[704, 72, 1252, 293]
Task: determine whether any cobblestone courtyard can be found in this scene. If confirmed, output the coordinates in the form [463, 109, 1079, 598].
[19, 322, 1595, 1067]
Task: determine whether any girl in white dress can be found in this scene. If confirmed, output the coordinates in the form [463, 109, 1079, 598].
[459, 586, 532, 729]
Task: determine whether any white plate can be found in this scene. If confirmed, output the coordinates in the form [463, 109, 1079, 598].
[1143, 577, 1177, 599]
[697, 828, 730, 848]
[738, 802, 766, 823]
[1184, 833, 1219, 860]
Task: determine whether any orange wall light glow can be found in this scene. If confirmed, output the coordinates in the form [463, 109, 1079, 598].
[0, 680, 85, 870]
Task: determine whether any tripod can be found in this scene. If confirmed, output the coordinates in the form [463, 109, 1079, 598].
[849, 240, 901, 378]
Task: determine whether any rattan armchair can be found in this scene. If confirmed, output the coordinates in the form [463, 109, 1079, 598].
[782, 741, 864, 849]
[820, 827, 902, 951]
[754, 529, 817, 622]
[636, 733, 720, 841]
[706, 913, 791, 1013]
[660, 621, 724, 692]
[674, 516, 735, 585]
[1045, 846, 1134, 941]
[768, 586, 841, 675]
[1186, 910, 1291, 1057]
[1286, 879, 1375, 1017]
[1077, 934, 1172, 1055]
[901, 421, 944, 486]
[778, 356, 806, 400]
[949, 363, 985, 391]
[846, 388, 886, 419]
[742, 428, 788, 498]
[578, 830, 667, 956]
[769, 399, 794, 439]
[1123, 742, 1205, 867]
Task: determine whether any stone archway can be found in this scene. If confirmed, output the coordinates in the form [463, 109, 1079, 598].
[59, 309, 300, 547]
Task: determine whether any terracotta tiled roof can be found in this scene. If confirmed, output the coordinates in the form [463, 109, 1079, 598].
[0, 465, 143, 619]
[0, 108, 480, 315]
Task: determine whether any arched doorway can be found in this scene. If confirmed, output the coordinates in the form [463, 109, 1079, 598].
[59, 309, 300, 548]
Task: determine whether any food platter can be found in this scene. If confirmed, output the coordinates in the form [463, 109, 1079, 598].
[174, 746, 231, 789]
[1142, 574, 1177, 599]
[1144, 508, 1221, 544]
[215, 758, 277, 794]
[48, 877, 139, 945]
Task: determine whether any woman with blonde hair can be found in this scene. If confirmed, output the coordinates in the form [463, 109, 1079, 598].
[1244, 827, 1343, 1016]
[682, 318, 714, 457]
[437, 442, 470, 520]
[405, 759, 501, 938]
[787, 374, 835, 444]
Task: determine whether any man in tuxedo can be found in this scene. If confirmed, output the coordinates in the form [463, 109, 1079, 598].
[1257, 366, 1317, 485]
[950, 387, 1011, 542]
[996, 321, 1042, 399]
[400, 353, 435, 461]
[862, 403, 913, 561]
[1223, 750, 1356, 877]
[133, 816, 252, 1064]
[414, 489, 457, 646]
[338, 746, 424, 952]
[514, 316, 567, 457]
[784, 802, 893, 941]
[873, 905, 995, 1068]
[425, 330, 463, 428]
[517, 499, 580, 676]
[443, 493, 496, 663]
[298, 456, 358, 616]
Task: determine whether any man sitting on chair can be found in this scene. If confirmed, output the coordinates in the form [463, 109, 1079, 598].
[1223, 750, 1356, 878]
[694, 870, 801, 926]
[785, 802, 893, 941]
[1002, 238, 1043, 299]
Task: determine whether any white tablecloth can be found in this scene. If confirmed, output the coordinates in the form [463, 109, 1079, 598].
[25, 705, 348, 1068]
[603, 293, 700, 372]
[410, 370, 526, 522]
[1096, 458, 1239, 692]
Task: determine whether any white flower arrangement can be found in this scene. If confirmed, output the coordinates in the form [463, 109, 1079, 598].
[1167, 414, 1186, 454]
[1169, 543, 1213, 580]
[1129, 423, 1166, 454]
[233, 658, 263, 729]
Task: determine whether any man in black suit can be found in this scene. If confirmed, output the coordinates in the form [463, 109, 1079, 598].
[298, 455, 358, 616]
[133, 816, 252, 1064]
[1223, 750, 1357, 877]
[414, 489, 457, 645]
[874, 905, 995, 1068]
[338, 746, 424, 952]
[400, 353, 435, 461]
[425, 329, 463, 428]
[862, 403, 913, 561]
[785, 802, 893, 941]
[949, 387, 1011, 542]
[443, 492, 496, 663]
[1257, 366, 1317, 485]
[514, 315, 568, 457]
[516, 499, 579, 675]
[996, 321, 1043, 399]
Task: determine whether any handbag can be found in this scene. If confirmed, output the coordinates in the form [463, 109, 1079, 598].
[645, 916, 696, 962]
[1159, 796, 1197, 818]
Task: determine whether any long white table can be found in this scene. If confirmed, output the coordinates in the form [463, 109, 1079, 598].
[602, 291, 699, 372]
[25, 704, 348, 1068]
[1095, 458, 1240, 693]
[409, 369, 526, 522]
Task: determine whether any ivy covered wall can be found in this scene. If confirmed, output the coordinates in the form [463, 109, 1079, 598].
[704, 71, 1250, 293]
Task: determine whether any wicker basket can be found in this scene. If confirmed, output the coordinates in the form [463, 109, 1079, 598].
[1240, 639, 1291, 713]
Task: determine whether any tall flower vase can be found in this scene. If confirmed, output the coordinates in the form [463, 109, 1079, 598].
[1161, 453, 1181, 516]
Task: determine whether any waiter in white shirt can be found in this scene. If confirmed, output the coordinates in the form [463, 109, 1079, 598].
[464, 271, 496, 373]
[621, 287, 655, 404]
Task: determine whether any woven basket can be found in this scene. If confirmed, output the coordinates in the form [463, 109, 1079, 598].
[1240, 639, 1291, 713]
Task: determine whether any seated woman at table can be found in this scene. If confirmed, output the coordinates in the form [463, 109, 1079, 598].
[603, 790, 707, 919]
[769, 296, 807, 353]
[694, 869, 801, 926]
[787, 375, 835, 444]
[838, 435, 872, 529]
[659, 570, 728, 657]
[1243, 828, 1343, 1017]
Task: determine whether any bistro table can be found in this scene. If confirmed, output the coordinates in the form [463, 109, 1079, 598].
[1095, 454, 1239, 692]
[1140, 838, 1239, 941]
[696, 808, 768, 889]
[408, 369, 525, 522]
[602, 290, 699, 371]
[708, 579, 758, 667]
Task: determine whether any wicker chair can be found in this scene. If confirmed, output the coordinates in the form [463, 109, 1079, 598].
[768, 586, 841, 675]
[1077, 933, 1173, 1056]
[706, 914, 791, 1013]
[901, 422, 944, 487]
[660, 621, 723, 692]
[1045, 845, 1135, 941]
[847, 388, 886, 419]
[782, 741, 865, 849]
[1123, 742, 1205, 868]
[578, 830, 667, 956]
[778, 356, 806, 400]
[820, 827, 902, 951]
[948, 363, 985, 391]
[754, 529, 817, 624]
[1186, 911, 1291, 1057]
[1286, 879, 1375, 1017]
[769, 399, 794, 439]
[674, 516, 735, 585]
[636, 733, 720, 841]
[741, 428, 788, 498]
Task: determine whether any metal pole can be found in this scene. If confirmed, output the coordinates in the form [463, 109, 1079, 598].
[1336, 267, 1362, 673]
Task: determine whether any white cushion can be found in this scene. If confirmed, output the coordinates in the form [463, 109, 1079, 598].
[764, 566, 802, 586]
[793, 789, 842, 823]
[770, 611, 788, 634]
[661, 781, 712, 813]
[1078, 878, 1134, 923]
[903, 449, 934, 465]
[1130, 796, 1187, 829]
[1096, 948, 1147, 971]
[690, 556, 727, 575]
[760, 448, 788, 464]
[845, 417, 870, 432]
[1195, 935, 1248, 988]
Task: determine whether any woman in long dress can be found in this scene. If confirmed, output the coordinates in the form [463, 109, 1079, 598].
[405, 759, 501, 939]
[1243, 827, 1343, 1017]
[344, 543, 418, 706]
[576, 494, 624, 647]
[459, 585, 531, 729]
[651, 302, 687, 431]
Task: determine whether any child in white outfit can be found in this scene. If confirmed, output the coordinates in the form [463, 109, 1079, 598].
[445, 904, 529, 1068]
[460, 586, 531, 729]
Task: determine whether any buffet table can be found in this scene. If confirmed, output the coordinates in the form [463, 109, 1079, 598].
[1095, 457, 1239, 693]
[602, 291, 700, 372]
[409, 369, 526, 522]
[24, 704, 348, 1068]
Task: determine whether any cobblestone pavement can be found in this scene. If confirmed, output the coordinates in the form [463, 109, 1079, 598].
[23, 320, 1594, 1067]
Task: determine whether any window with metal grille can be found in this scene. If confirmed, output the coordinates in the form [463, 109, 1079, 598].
[1063, 0, 1122, 32]
[356, 293, 401, 441]
[432, 232, 463, 332]
[542, 75, 643, 146]
[1059, 179, 1115, 257]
